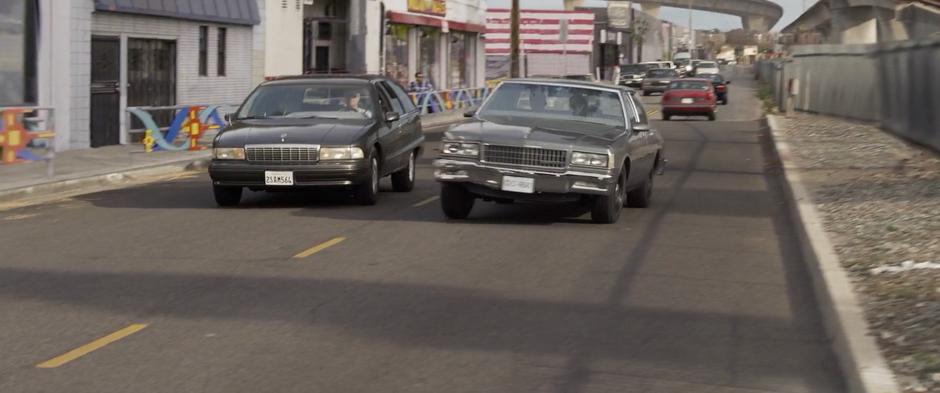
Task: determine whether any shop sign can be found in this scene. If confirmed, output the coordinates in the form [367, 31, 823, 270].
[408, 0, 446, 16]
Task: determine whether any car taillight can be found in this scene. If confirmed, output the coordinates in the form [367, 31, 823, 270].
[717, 85, 726, 91]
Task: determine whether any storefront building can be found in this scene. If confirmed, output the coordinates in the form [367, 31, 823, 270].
[383, 0, 486, 91]
[8, 0, 259, 151]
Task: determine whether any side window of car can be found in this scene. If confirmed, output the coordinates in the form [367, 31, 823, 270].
[377, 82, 404, 114]
[632, 94, 649, 125]
[385, 81, 417, 112]
[374, 86, 393, 114]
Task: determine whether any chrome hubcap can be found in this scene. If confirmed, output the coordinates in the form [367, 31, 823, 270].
[371, 159, 378, 194]
[408, 153, 415, 182]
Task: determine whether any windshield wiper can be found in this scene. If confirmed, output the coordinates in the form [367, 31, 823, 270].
[236, 115, 268, 120]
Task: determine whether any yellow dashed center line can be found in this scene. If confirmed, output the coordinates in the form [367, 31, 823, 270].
[36, 323, 148, 368]
[293, 237, 346, 259]
[411, 195, 440, 207]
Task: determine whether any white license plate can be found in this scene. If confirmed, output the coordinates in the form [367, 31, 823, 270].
[264, 171, 294, 186]
[502, 176, 534, 194]
[681, 98, 694, 104]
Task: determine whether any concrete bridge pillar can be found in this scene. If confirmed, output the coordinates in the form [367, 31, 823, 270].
[641, 4, 662, 19]
[742, 15, 769, 31]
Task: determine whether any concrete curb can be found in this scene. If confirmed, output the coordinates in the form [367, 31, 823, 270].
[0, 154, 211, 204]
[766, 115, 900, 393]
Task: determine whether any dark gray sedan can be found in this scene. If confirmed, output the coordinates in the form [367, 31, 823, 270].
[435, 79, 665, 223]
[209, 75, 424, 206]
[641, 68, 680, 96]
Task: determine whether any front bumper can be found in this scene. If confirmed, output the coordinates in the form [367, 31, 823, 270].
[209, 159, 371, 187]
[433, 158, 614, 198]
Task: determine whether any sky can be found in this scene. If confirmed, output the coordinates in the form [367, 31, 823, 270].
[485, 0, 811, 31]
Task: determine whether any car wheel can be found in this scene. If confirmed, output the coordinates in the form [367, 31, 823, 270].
[591, 168, 625, 224]
[662, 112, 671, 121]
[627, 168, 654, 208]
[213, 185, 242, 207]
[440, 183, 474, 219]
[391, 150, 416, 192]
[708, 112, 716, 121]
[354, 155, 379, 205]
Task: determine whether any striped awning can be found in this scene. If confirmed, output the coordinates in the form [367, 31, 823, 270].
[94, 0, 260, 26]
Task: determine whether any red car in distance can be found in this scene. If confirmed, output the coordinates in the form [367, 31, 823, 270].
[661, 79, 717, 121]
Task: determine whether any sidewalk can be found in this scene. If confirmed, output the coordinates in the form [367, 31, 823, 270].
[770, 113, 940, 393]
[0, 111, 464, 204]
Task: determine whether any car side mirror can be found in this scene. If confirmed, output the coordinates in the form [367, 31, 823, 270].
[726, 80, 732, 84]
[385, 112, 400, 122]
[463, 109, 476, 118]
[632, 123, 652, 133]
[224, 113, 234, 125]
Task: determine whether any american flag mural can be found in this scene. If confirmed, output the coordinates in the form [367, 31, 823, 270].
[485, 9, 596, 55]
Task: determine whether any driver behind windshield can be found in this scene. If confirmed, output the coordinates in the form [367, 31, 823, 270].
[344, 92, 372, 118]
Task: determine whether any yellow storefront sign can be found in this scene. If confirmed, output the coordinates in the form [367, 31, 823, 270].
[408, 0, 445, 16]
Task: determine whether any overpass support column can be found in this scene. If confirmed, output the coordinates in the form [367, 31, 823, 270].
[743, 15, 769, 31]
[641, 4, 661, 19]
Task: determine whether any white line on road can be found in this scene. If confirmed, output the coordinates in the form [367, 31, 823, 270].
[411, 195, 440, 207]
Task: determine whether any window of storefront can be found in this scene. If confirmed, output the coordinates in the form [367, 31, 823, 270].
[418, 27, 440, 90]
[448, 32, 476, 89]
[0, 0, 38, 106]
[385, 24, 410, 87]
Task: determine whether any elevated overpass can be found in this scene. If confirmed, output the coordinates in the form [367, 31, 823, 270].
[565, 0, 784, 31]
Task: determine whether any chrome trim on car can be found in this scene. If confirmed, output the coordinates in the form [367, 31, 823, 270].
[244, 144, 321, 164]
[480, 144, 567, 170]
[434, 158, 612, 180]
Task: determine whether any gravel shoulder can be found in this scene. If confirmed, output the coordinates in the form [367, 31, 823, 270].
[776, 113, 940, 392]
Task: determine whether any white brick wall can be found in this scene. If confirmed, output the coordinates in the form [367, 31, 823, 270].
[70, 0, 93, 148]
[92, 12, 255, 106]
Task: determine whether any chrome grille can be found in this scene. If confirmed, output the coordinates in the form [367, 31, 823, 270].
[246, 145, 319, 164]
[483, 145, 567, 169]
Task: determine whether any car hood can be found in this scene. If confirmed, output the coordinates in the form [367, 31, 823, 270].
[215, 119, 373, 147]
[444, 117, 624, 152]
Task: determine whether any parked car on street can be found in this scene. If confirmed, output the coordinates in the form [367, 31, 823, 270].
[661, 79, 717, 121]
[691, 61, 720, 77]
[641, 68, 680, 96]
[435, 79, 665, 223]
[209, 75, 424, 206]
[618, 64, 652, 87]
[698, 73, 730, 105]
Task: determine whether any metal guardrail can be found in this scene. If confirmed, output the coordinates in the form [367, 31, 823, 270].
[0, 106, 56, 177]
[126, 104, 238, 153]
[409, 87, 491, 115]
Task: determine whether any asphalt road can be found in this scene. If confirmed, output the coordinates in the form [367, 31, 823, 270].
[0, 68, 845, 393]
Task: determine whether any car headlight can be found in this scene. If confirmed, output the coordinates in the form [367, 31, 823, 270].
[571, 152, 609, 168]
[213, 147, 245, 160]
[319, 146, 365, 160]
[441, 141, 480, 157]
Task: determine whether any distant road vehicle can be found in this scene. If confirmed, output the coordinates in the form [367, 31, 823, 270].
[691, 61, 720, 77]
[685, 59, 702, 76]
[435, 79, 666, 224]
[661, 79, 717, 121]
[641, 68, 680, 96]
[209, 75, 424, 206]
[698, 73, 730, 105]
[528, 74, 597, 82]
[618, 64, 652, 87]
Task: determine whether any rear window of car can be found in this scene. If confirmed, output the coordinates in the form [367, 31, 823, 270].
[647, 69, 677, 78]
[668, 81, 710, 90]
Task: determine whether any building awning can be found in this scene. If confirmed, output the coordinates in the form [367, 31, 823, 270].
[387, 11, 487, 33]
[94, 0, 260, 26]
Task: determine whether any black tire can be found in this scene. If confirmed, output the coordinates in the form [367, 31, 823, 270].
[354, 155, 379, 205]
[440, 183, 474, 219]
[707, 112, 716, 121]
[627, 168, 654, 208]
[591, 168, 625, 224]
[642, 90, 650, 96]
[662, 112, 671, 121]
[391, 150, 416, 192]
[213, 185, 242, 207]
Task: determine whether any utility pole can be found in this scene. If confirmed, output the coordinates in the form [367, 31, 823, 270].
[688, 0, 694, 59]
[510, 0, 521, 78]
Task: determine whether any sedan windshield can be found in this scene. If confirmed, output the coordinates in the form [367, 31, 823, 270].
[697, 62, 717, 68]
[647, 69, 678, 78]
[620, 65, 649, 74]
[479, 82, 625, 128]
[238, 83, 375, 120]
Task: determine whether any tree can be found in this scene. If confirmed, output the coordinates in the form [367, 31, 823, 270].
[625, 17, 650, 63]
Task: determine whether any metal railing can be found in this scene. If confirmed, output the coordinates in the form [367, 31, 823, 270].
[0, 106, 56, 177]
[126, 104, 238, 155]
[409, 87, 492, 114]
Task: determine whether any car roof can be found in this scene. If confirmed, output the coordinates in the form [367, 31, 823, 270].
[675, 78, 712, 82]
[505, 78, 615, 90]
[261, 74, 384, 86]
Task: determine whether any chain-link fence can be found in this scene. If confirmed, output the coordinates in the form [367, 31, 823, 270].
[757, 38, 940, 151]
